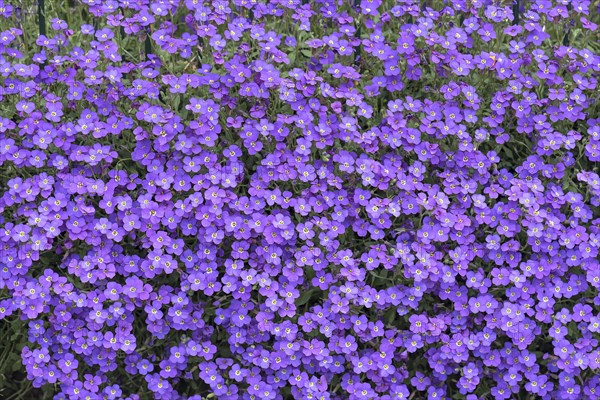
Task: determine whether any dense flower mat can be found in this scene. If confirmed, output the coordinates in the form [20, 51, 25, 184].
[0, 0, 599, 399]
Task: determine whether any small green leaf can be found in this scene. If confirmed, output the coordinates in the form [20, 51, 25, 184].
[296, 288, 319, 306]
[385, 308, 396, 325]
[301, 49, 312, 58]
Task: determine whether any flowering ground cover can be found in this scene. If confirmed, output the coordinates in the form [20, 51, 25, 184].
[0, 0, 599, 399]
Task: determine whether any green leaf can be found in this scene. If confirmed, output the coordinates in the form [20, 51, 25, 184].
[296, 288, 319, 306]
[301, 49, 312, 58]
[502, 147, 514, 159]
[385, 308, 396, 325]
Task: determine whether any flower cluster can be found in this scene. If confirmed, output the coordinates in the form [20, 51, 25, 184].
[0, 0, 599, 399]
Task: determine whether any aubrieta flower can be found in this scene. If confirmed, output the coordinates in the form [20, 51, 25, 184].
[0, 0, 599, 399]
